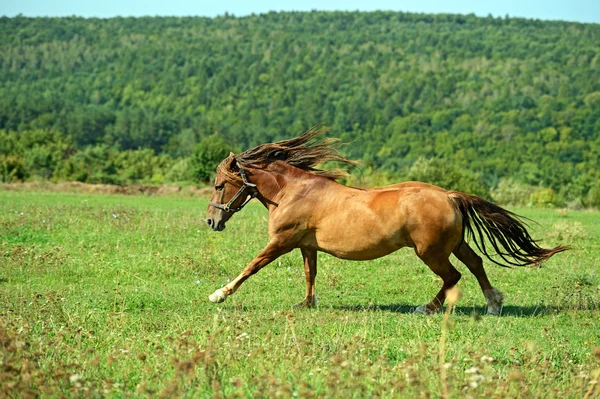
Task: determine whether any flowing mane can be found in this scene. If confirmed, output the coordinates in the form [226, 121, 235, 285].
[217, 126, 358, 183]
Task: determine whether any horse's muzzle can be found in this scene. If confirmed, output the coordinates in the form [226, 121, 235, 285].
[205, 218, 226, 232]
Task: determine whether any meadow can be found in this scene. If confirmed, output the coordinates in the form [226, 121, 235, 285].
[1, 189, 599, 398]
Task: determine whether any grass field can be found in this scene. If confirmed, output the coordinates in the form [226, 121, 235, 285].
[1, 190, 599, 398]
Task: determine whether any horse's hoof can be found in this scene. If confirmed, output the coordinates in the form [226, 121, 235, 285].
[413, 305, 434, 315]
[484, 288, 504, 316]
[486, 306, 502, 316]
[293, 296, 318, 308]
[209, 289, 227, 303]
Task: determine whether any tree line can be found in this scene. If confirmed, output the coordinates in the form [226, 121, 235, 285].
[1, 12, 599, 206]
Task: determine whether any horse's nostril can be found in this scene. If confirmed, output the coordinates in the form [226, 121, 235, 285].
[206, 218, 213, 227]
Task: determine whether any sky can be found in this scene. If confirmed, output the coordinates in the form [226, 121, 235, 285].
[1, 0, 599, 24]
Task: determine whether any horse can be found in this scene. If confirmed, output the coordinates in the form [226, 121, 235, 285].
[204, 127, 567, 315]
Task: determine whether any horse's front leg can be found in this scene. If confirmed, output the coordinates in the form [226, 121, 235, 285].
[209, 240, 292, 303]
[294, 248, 318, 308]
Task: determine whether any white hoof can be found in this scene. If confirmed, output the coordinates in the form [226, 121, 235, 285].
[487, 306, 502, 316]
[209, 289, 227, 303]
[413, 305, 433, 315]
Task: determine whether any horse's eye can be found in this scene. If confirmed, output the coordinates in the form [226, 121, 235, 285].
[215, 185, 224, 191]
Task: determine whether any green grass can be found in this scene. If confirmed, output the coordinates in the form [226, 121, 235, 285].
[1, 190, 599, 398]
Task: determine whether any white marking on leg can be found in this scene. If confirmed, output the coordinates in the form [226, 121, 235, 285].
[484, 287, 504, 315]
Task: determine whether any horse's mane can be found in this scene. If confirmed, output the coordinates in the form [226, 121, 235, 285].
[217, 126, 358, 183]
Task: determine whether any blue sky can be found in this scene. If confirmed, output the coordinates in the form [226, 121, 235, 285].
[1, 0, 598, 23]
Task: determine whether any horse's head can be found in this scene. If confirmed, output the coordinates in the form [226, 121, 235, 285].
[205, 152, 257, 232]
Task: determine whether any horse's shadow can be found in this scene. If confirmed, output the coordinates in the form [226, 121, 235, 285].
[336, 303, 560, 317]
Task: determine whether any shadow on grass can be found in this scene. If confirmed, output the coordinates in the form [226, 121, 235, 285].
[335, 303, 561, 317]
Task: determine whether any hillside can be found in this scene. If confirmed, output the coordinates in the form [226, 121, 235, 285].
[1, 12, 599, 204]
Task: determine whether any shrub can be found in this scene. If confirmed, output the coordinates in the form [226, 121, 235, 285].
[529, 187, 556, 207]
[114, 149, 173, 185]
[0, 155, 27, 182]
[548, 220, 587, 242]
[490, 179, 536, 206]
[165, 158, 194, 183]
[586, 182, 600, 208]
[60, 145, 121, 185]
[189, 134, 234, 183]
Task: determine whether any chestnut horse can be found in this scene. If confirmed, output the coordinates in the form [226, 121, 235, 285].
[205, 128, 567, 315]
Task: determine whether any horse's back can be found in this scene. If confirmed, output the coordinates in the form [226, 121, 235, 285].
[372, 181, 448, 192]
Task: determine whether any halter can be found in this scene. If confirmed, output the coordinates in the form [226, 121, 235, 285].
[208, 161, 257, 213]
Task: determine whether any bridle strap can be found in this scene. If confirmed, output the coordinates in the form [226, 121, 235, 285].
[208, 161, 257, 213]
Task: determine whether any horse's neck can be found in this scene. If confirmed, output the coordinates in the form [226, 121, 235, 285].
[251, 163, 325, 211]
[250, 166, 287, 211]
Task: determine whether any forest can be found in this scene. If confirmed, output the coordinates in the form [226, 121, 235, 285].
[1, 12, 599, 206]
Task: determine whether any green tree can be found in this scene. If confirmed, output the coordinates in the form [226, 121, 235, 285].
[405, 157, 489, 198]
[189, 135, 234, 183]
[0, 12, 598, 204]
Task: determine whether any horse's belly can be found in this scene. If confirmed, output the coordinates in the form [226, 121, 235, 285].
[320, 245, 401, 261]
[309, 226, 409, 261]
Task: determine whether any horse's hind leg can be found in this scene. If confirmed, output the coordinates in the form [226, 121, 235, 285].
[414, 252, 462, 315]
[453, 242, 504, 315]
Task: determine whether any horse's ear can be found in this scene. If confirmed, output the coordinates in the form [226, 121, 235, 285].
[227, 155, 239, 172]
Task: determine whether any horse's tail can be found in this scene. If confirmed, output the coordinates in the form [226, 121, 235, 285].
[449, 192, 568, 267]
